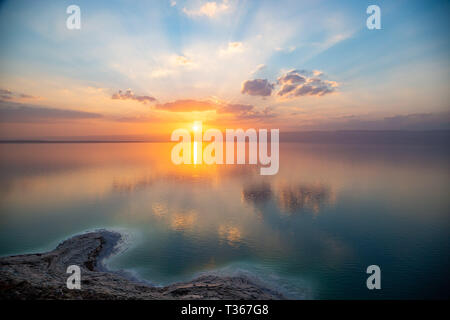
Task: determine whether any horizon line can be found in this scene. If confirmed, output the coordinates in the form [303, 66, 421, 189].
[1, 130, 448, 144]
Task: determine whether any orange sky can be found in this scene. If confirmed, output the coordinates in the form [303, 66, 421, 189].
[0, 0, 449, 139]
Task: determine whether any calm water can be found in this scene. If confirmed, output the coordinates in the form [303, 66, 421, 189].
[0, 142, 449, 299]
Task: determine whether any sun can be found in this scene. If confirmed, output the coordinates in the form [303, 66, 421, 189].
[192, 120, 203, 132]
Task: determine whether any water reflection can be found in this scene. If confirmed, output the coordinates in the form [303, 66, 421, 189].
[152, 202, 168, 217]
[0, 142, 448, 299]
[241, 181, 334, 216]
[170, 210, 198, 231]
[242, 183, 273, 204]
[112, 175, 155, 193]
[276, 183, 335, 215]
[218, 225, 243, 247]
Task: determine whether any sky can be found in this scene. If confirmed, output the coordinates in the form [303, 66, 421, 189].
[0, 0, 449, 139]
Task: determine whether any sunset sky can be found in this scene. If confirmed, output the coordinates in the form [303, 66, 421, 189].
[0, 0, 449, 139]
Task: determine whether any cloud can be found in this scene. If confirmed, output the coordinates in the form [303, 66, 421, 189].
[294, 112, 450, 131]
[150, 68, 175, 79]
[0, 101, 102, 123]
[275, 46, 296, 53]
[155, 99, 217, 112]
[0, 88, 38, 101]
[111, 89, 157, 104]
[218, 103, 276, 120]
[251, 64, 267, 75]
[217, 103, 253, 114]
[380, 113, 450, 130]
[241, 69, 338, 98]
[147, 55, 195, 79]
[183, 1, 230, 18]
[0, 89, 12, 95]
[241, 79, 274, 96]
[0, 94, 13, 100]
[174, 55, 194, 66]
[19, 94, 35, 99]
[111, 115, 154, 123]
[219, 42, 244, 56]
[237, 106, 277, 120]
[154, 99, 277, 120]
[277, 70, 338, 98]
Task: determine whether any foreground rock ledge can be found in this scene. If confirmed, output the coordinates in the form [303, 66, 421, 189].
[0, 230, 284, 300]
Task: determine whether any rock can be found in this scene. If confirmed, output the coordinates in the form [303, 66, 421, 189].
[0, 230, 285, 300]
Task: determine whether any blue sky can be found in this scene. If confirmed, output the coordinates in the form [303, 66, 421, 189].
[0, 0, 449, 138]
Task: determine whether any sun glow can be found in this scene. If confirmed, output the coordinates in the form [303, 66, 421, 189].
[193, 141, 198, 164]
[171, 121, 280, 175]
[193, 121, 202, 164]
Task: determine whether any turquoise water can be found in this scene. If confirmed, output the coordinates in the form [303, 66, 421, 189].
[0, 142, 448, 299]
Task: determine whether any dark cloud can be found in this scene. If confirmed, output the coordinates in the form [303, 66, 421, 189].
[383, 113, 433, 125]
[294, 112, 450, 131]
[217, 103, 254, 114]
[377, 113, 450, 130]
[112, 89, 156, 104]
[241, 79, 274, 96]
[277, 84, 297, 96]
[237, 106, 277, 120]
[221, 104, 277, 120]
[292, 84, 334, 96]
[217, 103, 276, 120]
[347, 113, 442, 130]
[154, 99, 277, 120]
[0, 101, 102, 123]
[277, 70, 337, 97]
[278, 72, 306, 84]
[111, 115, 157, 123]
[0, 89, 12, 95]
[19, 94, 35, 99]
[0, 94, 13, 100]
[241, 69, 338, 98]
[155, 99, 216, 112]
[0, 88, 37, 100]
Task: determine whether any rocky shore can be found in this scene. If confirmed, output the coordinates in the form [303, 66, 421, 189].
[0, 230, 285, 300]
